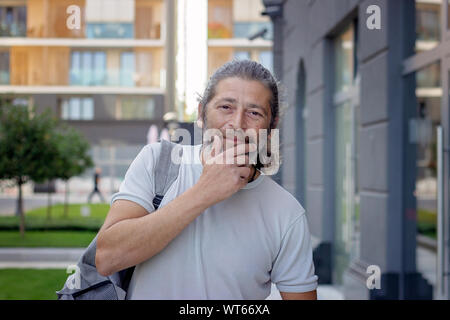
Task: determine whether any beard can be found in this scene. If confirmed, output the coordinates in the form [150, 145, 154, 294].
[200, 116, 263, 169]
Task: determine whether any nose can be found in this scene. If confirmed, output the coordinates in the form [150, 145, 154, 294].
[228, 108, 245, 130]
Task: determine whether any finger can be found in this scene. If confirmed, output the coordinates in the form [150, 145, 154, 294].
[211, 135, 222, 157]
[237, 166, 251, 180]
[223, 142, 257, 159]
[205, 136, 223, 164]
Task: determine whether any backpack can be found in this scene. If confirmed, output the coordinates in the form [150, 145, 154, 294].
[56, 140, 183, 300]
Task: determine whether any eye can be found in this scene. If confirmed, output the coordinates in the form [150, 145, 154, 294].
[249, 111, 262, 117]
[220, 105, 231, 110]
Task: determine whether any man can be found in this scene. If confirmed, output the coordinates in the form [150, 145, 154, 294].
[96, 60, 318, 300]
[87, 167, 105, 203]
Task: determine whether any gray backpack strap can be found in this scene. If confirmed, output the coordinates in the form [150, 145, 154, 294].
[152, 140, 183, 210]
[57, 140, 183, 300]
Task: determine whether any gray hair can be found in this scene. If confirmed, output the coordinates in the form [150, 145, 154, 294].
[197, 59, 285, 130]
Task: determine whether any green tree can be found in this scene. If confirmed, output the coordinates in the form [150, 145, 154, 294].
[0, 102, 59, 237]
[52, 124, 93, 217]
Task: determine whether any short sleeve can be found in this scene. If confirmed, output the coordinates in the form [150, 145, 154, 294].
[110, 144, 155, 214]
[271, 213, 319, 293]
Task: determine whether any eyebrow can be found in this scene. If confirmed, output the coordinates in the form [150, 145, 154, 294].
[215, 97, 268, 116]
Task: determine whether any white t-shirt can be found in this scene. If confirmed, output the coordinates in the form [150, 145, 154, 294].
[110, 142, 318, 299]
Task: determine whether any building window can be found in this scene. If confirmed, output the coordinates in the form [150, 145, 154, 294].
[416, 61, 440, 87]
[116, 96, 155, 120]
[120, 52, 135, 87]
[258, 50, 273, 73]
[412, 62, 441, 240]
[70, 51, 107, 86]
[333, 21, 360, 285]
[416, 1, 441, 52]
[70, 49, 156, 88]
[0, 50, 9, 84]
[87, 23, 134, 39]
[233, 22, 273, 40]
[0, 5, 26, 37]
[233, 50, 273, 72]
[61, 97, 94, 120]
[85, 0, 134, 38]
[334, 25, 355, 93]
[234, 51, 251, 60]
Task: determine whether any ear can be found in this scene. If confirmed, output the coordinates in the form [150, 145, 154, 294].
[197, 103, 204, 128]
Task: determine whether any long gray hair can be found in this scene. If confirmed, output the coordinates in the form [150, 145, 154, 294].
[197, 59, 285, 131]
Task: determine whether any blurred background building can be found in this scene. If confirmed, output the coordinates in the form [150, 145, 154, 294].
[0, 0, 175, 194]
[0, 0, 273, 194]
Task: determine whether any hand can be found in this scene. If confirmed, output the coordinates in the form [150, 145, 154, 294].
[195, 135, 257, 206]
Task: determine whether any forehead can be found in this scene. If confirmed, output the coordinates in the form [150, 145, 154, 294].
[212, 77, 271, 109]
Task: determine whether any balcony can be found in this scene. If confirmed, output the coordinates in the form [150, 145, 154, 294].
[24, 0, 163, 40]
[86, 23, 134, 39]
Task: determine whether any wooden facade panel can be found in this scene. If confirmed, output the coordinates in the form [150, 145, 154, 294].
[208, 47, 232, 77]
[27, 0, 46, 37]
[27, 0, 85, 38]
[135, 48, 153, 87]
[135, 47, 163, 87]
[47, 0, 85, 38]
[46, 47, 70, 85]
[28, 47, 44, 85]
[10, 46, 69, 85]
[135, 0, 162, 39]
[10, 47, 29, 85]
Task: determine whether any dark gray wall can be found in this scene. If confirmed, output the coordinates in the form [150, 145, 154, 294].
[279, 0, 431, 299]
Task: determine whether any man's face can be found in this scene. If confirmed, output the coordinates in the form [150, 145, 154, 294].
[198, 77, 273, 151]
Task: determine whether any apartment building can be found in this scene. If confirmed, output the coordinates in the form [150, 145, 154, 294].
[0, 0, 176, 194]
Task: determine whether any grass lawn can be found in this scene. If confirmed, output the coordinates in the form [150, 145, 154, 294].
[0, 230, 97, 247]
[0, 203, 107, 247]
[0, 203, 109, 232]
[0, 269, 68, 300]
[26, 203, 109, 220]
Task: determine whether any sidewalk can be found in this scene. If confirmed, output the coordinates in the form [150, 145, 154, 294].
[0, 247, 344, 300]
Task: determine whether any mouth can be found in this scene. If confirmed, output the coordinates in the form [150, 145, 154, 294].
[223, 134, 255, 145]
